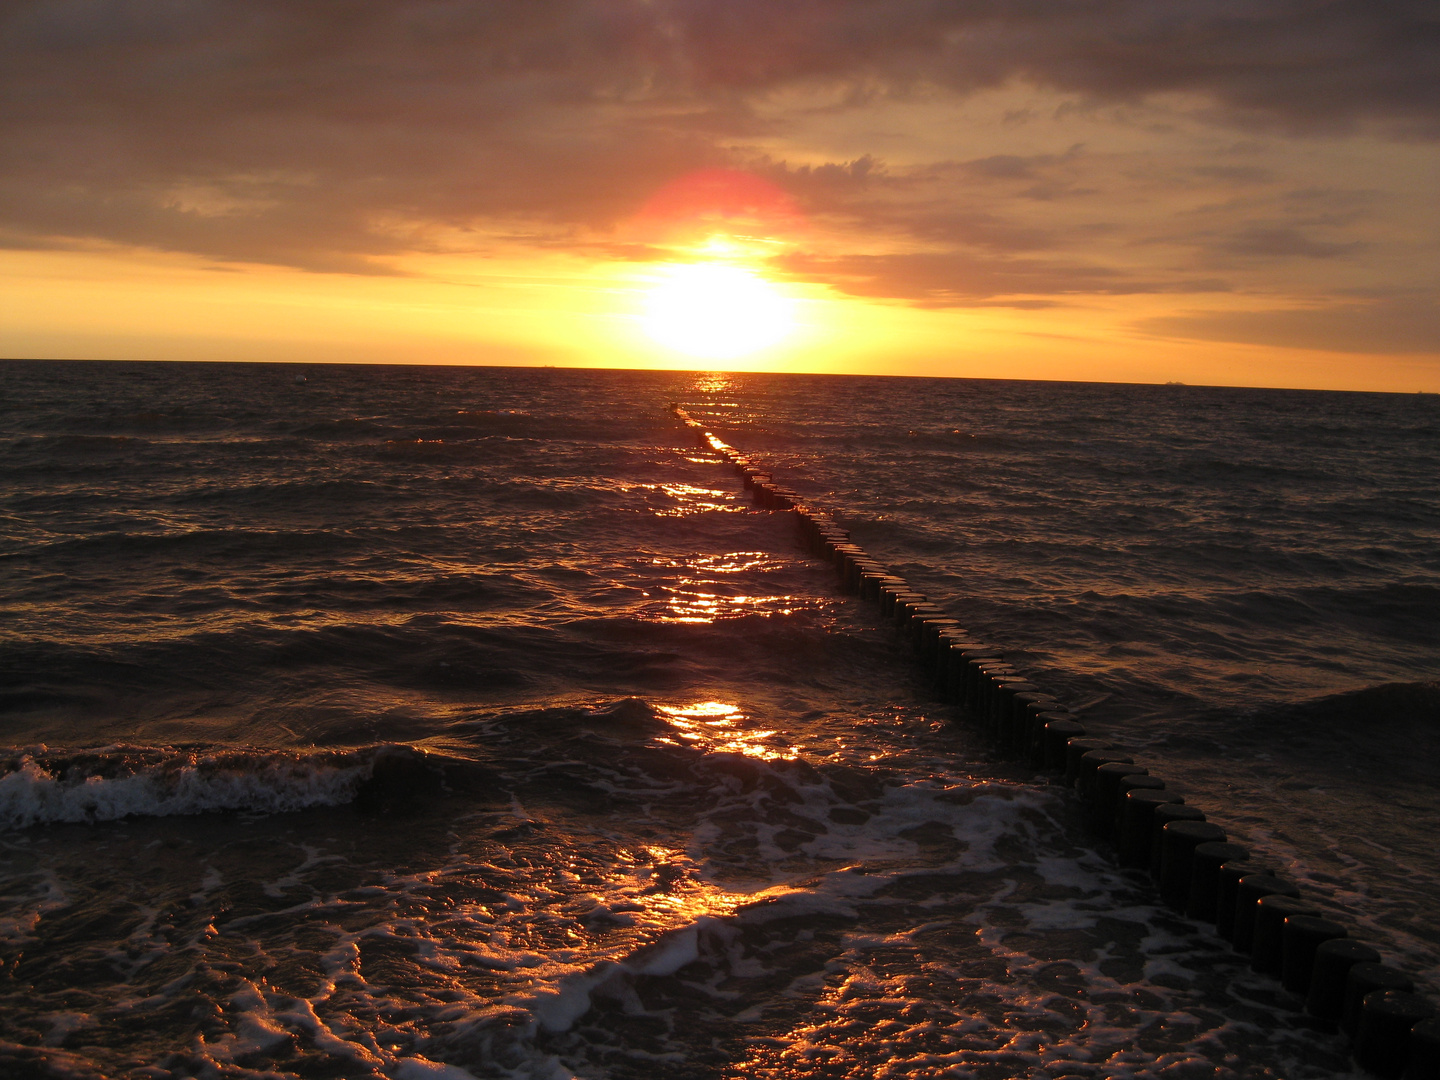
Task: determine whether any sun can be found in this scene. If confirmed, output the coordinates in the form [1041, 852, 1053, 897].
[641, 262, 796, 359]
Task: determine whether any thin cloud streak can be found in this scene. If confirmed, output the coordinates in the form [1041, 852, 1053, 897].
[1136, 296, 1440, 356]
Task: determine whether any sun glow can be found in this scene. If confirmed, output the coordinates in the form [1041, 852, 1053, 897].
[641, 262, 797, 359]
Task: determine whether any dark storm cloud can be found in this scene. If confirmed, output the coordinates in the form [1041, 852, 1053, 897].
[0, 0, 1435, 276]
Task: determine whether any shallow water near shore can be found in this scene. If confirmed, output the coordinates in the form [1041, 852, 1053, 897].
[1, 359, 1437, 1078]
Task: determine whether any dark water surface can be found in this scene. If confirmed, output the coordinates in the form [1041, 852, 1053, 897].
[1, 360, 1437, 1079]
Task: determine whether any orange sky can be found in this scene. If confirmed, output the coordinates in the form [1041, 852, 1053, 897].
[2, 2, 1438, 391]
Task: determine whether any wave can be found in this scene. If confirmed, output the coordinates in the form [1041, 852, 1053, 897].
[54, 409, 225, 434]
[1154, 681, 1440, 792]
[0, 744, 449, 830]
[1271, 680, 1440, 731]
[11, 526, 366, 563]
[293, 416, 393, 439]
[5, 433, 151, 454]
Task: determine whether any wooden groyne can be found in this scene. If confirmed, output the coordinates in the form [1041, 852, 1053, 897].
[670, 403, 1440, 1080]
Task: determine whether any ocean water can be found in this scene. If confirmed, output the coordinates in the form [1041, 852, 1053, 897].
[1, 359, 1437, 1079]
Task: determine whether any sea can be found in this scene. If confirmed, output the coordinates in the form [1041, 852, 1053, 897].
[1, 358, 1437, 1080]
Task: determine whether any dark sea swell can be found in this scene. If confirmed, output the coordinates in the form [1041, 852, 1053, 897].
[687, 373, 1440, 1005]
[0, 360, 1437, 1079]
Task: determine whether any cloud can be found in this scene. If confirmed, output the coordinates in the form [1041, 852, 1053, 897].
[1134, 183, 1382, 274]
[1135, 296, 1440, 355]
[774, 249, 1229, 306]
[1219, 226, 1364, 260]
[1193, 165, 1275, 184]
[0, 0, 1434, 279]
[917, 147, 1095, 202]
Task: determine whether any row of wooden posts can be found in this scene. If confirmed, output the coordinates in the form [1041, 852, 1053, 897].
[670, 403, 1438, 1080]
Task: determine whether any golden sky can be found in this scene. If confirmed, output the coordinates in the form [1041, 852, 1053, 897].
[2, 1, 1438, 390]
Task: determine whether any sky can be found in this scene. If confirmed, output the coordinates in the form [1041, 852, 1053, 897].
[1, 0, 1438, 390]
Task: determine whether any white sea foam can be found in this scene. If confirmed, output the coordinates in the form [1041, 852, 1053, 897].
[0, 752, 369, 830]
[0, 865, 67, 947]
[393, 1059, 483, 1080]
[800, 777, 1063, 870]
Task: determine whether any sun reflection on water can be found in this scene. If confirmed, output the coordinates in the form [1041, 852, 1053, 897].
[642, 552, 803, 623]
[650, 552, 782, 574]
[651, 482, 740, 517]
[655, 701, 797, 760]
[692, 372, 736, 395]
[661, 588, 800, 623]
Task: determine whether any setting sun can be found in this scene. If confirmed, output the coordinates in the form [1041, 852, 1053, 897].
[641, 263, 797, 359]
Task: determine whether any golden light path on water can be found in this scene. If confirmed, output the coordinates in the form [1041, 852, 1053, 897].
[661, 587, 800, 623]
[655, 701, 798, 761]
[642, 423, 805, 762]
[651, 482, 744, 516]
